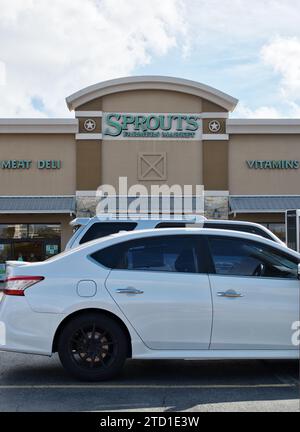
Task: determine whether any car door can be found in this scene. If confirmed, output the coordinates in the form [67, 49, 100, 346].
[207, 235, 300, 350]
[102, 234, 212, 350]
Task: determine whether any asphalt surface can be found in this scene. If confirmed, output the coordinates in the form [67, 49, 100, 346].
[0, 350, 299, 412]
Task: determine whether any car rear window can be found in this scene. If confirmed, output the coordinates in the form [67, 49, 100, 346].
[79, 222, 137, 244]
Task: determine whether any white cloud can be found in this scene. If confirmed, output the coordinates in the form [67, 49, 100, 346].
[236, 36, 300, 119]
[261, 36, 300, 99]
[2, 0, 300, 118]
[0, 0, 187, 117]
[183, 1, 300, 119]
[233, 103, 283, 119]
[185, 0, 300, 45]
[233, 99, 300, 120]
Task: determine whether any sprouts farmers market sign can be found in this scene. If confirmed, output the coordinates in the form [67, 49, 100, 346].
[103, 113, 202, 140]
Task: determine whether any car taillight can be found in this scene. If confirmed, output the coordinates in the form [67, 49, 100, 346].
[3, 276, 44, 296]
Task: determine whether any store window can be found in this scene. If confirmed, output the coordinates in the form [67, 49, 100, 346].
[28, 224, 61, 240]
[0, 223, 61, 268]
[0, 224, 28, 239]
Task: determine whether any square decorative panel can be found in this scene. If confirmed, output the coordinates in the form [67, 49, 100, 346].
[138, 153, 167, 181]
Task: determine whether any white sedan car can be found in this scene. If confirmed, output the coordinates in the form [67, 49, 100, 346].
[0, 228, 299, 381]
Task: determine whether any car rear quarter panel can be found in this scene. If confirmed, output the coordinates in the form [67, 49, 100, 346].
[20, 253, 146, 353]
[23, 254, 112, 314]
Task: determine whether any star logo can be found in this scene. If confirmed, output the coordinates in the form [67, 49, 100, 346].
[84, 119, 96, 132]
[208, 120, 221, 133]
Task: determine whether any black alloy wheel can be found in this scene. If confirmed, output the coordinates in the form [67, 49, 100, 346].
[58, 313, 128, 381]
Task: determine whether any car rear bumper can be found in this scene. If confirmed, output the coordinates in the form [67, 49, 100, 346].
[0, 293, 63, 356]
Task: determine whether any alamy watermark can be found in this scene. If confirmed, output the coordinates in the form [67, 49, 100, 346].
[95, 177, 205, 219]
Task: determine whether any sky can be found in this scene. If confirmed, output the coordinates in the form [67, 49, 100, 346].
[1, 0, 300, 118]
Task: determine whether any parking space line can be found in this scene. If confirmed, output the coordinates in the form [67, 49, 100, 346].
[0, 383, 296, 390]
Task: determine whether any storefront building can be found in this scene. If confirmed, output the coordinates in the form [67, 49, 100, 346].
[1, 76, 300, 264]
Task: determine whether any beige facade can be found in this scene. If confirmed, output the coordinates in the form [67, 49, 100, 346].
[229, 134, 300, 195]
[101, 139, 203, 190]
[1, 75, 300, 255]
[102, 90, 203, 113]
[0, 133, 76, 196]
[74, 82, 232, 192]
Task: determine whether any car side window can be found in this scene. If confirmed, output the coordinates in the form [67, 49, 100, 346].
[236, 226, 273, 240]
[79, 222, 137, 244]
[91, 235, 204, 274]
[155, 223, 187, 229]
[204, 222, 273, 241]
[204, 222, 230, 230]
[208, 236, 298, 279]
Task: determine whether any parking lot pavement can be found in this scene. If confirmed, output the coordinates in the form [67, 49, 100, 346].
[0, 351, 299, 412]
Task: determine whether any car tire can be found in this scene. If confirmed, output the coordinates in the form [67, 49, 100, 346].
[58, 313, 128, 381]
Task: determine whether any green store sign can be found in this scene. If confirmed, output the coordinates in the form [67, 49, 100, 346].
[0, 160, 62, 170]
[246, 160, 300, 169]
[103, 113, 201, 140]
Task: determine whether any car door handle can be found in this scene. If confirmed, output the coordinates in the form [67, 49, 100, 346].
[115, 287, 144, 295]
[217, 290, 244, 298]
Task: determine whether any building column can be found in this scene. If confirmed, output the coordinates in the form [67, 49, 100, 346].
[202, 117, 229, 219]
[75, 111, 103, 216]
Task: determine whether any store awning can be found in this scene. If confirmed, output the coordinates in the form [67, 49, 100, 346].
[229, 195, 300, 214]
[0, 196, 76, 214]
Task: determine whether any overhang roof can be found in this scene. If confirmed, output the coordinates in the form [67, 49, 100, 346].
[0, 196, 76, 214]
[66, 76, 239, 112]
[230, 195, 300, 214]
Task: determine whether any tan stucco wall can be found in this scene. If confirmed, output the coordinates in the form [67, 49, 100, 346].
[202, 99, 227, 112]
[77, 98, 103, 111]
[0, 214, 73, 249]
[77, 89, 227, 114]
[76, 140, 101, 190]
[101, 139, 203, 191]
[0, 134, 76, 195]
[76, 89, 222, 191]
[229, 134, 300, 195]
[101, 90, 202, 113]
[203, 140, 228, 190]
